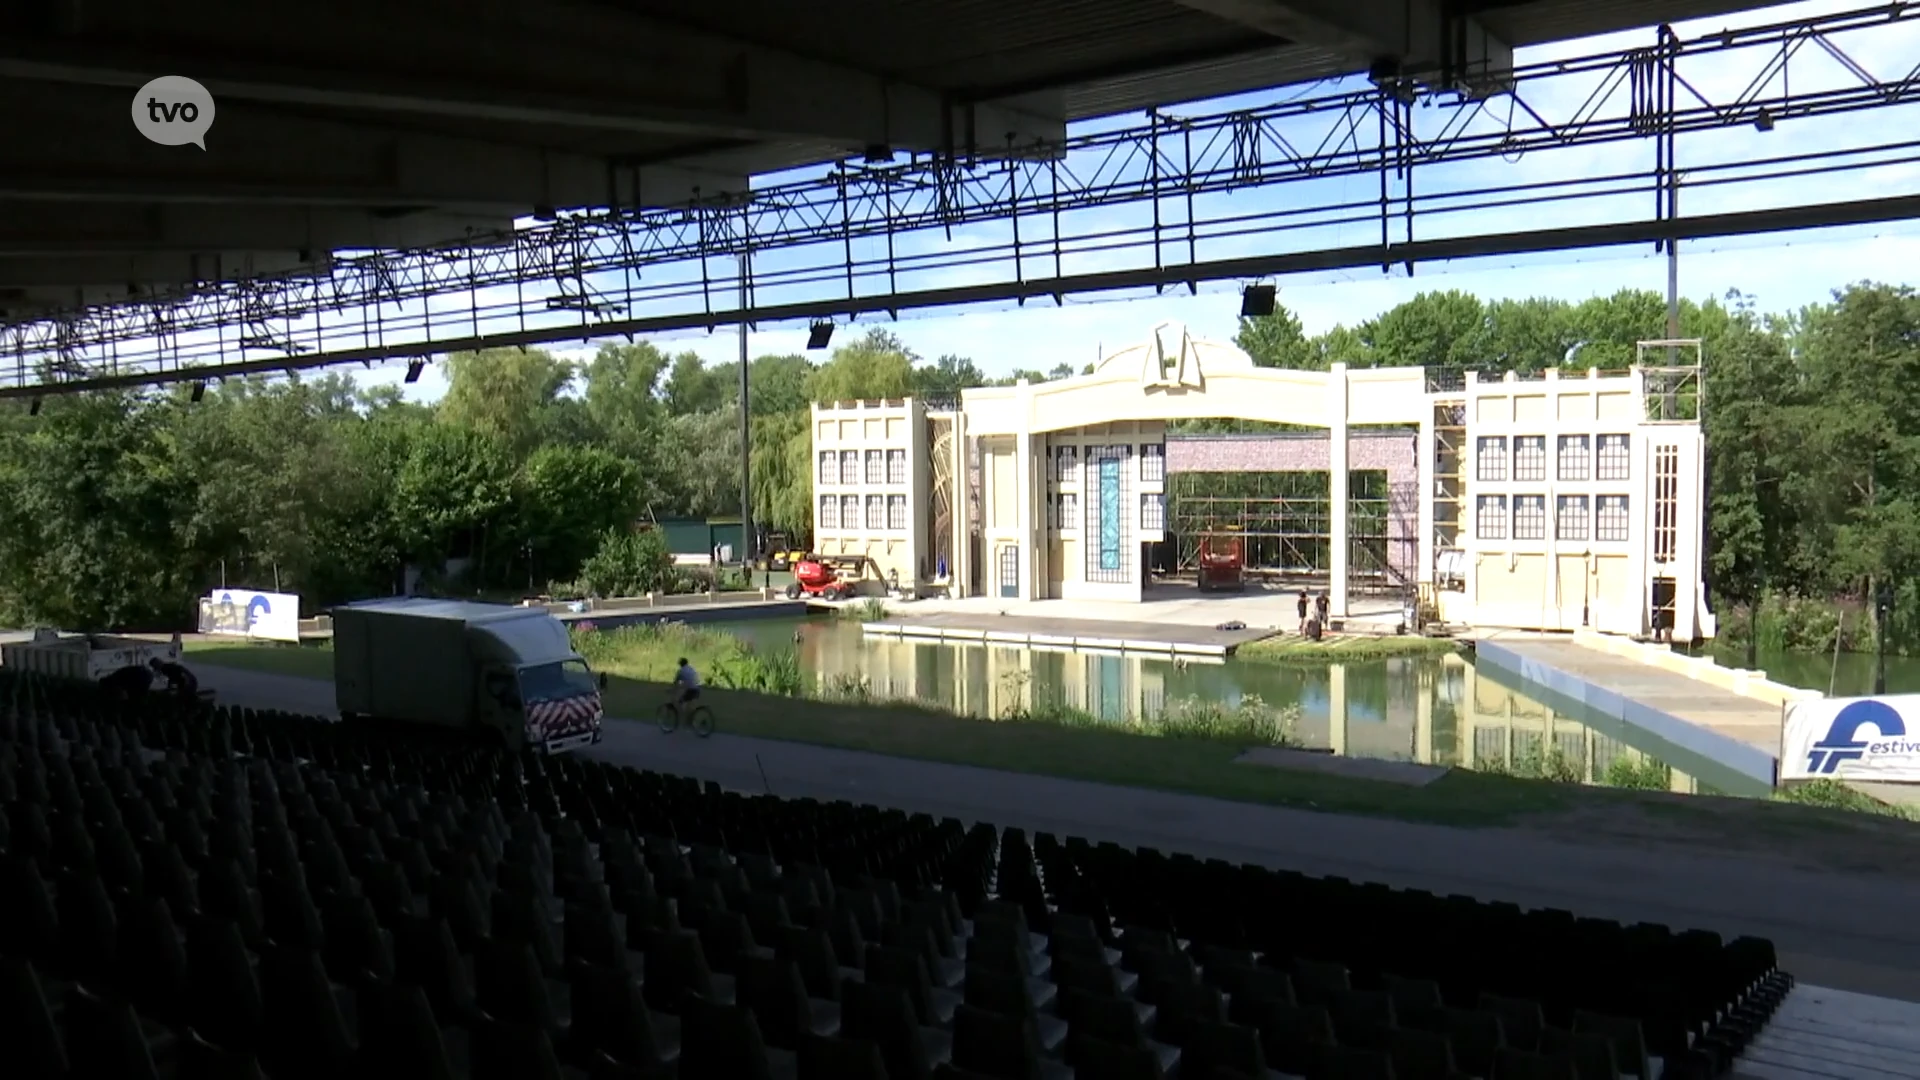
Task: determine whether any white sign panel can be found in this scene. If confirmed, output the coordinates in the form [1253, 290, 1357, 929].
[1781, 695, 1920, 782]
[198, 590, 301, 643]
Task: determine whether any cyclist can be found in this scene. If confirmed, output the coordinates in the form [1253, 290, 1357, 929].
[671, 657, 702, 714]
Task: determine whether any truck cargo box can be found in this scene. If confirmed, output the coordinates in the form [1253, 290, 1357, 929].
[331, 598, 597, 750]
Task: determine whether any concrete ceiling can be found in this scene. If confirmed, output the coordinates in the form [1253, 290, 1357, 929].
[0, 0, 1787, 315]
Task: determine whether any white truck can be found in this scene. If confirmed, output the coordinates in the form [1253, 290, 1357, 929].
[332, 598, 606, 755]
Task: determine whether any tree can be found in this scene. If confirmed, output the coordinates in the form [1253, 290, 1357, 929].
[1361, 290, 1487, 370]
[914, 353, 988, 396]
[439, 347, 575, 458]
[806, 329, 916, 402]
[516, 445, 645, 584]
[1235, 306, 1314, 369]
[0, 393, 201, 629]
[662, 351, 731, 415]
[390, 422, 516, 572]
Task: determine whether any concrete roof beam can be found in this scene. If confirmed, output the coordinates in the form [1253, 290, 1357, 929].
[1174, 0, 1512, 93]
[0, 203, 513, 257]
[0, 82, 747, 212]
[6, 0, 1065, 157]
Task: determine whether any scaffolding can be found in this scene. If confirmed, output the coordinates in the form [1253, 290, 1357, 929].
[1168, 471, 1416, 597]
[1430, 366, 1468, 594]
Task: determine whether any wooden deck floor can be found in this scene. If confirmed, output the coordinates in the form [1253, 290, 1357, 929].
[863, 610, 1277, 655]
[1735, 984, 1920, 1079]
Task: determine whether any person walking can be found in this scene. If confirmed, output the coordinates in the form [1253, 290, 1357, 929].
[1296, 590, 1311, 634]
[1315, 590, 1331, 628]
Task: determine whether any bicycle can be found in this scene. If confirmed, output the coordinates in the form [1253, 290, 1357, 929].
[657, 697, 716, 738]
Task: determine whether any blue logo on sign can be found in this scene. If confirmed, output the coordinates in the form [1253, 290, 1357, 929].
[219, 592, 273, 630]
[1807, 699, 1907, 774]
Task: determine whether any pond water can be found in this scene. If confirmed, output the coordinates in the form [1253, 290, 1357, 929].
[721, 617, 1771, 798]
[1695, 645, 1920, 698]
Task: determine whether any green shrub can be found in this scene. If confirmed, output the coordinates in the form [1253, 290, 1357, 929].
[578, 528, 674, 598]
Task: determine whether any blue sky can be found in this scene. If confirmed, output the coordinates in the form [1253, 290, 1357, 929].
[354, 0, 1918, 404]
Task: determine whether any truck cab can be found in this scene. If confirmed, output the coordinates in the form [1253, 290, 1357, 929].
[332, 598, 606, 754]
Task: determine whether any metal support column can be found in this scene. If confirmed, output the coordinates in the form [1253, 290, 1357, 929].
[738, 250, 753, 568]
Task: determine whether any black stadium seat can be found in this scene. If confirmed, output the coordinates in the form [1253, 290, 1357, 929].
[0, 668, 1795, 1080]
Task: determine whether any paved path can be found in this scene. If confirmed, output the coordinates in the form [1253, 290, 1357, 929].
[189, 663, 1920, 1003]
[1484, 638, 1788, 757]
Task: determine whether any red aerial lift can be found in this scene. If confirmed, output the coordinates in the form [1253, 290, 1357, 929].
[1196, 527, 1245, 592]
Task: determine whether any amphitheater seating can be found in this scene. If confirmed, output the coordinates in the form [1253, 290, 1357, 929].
[0, 672, 1793, 1079]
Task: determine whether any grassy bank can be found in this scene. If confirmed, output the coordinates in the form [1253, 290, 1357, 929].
[1236, 634, 1460, 663]
[185, 626, 1920, 833]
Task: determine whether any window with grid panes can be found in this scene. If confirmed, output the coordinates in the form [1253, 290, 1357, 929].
[839, 495, 859, 528]
[1556, 495, 1589, 541]
[1597, 434, 1631, 480]
[1513, 495, 1546, 539]
[864, 451, 884, 484]
[1597, 495, 1630, 540]
[887, 449, 907, 484]
[818, 452, 838, 484]
[1476, 437, 1507, 481]
[1055, 444, 1077, 483]
[1141, 444, 1164, 482]
[1513, 436, 1546, 481]
[887, 495, 907, 530]
[1141, 493, 1164, 531]
[1557, 435, 1590, 481]
[818, 495, 838, 528]
[840, 450, 859, 482]
[1059, 493, 1080, 530]
[865, 496, 884, 530]
[1476, 494, 1507, 539]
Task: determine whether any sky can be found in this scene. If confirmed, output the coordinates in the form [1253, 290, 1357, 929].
[331, 0, 1920, 404]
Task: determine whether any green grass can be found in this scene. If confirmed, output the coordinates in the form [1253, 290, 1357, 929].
[186, 625, 1573, 826]
[1235, 634, 1460, 663]
[182, 624, 1920, 834]
[185, 638, 334, 679]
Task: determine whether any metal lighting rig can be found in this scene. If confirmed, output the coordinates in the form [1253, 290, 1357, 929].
[3, 3, 1919, 396]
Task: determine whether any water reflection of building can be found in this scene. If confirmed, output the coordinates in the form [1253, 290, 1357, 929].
[801, 631, 1173, 721]
[1456, 654, 1702, 793]
[796, 622, 1694, 791]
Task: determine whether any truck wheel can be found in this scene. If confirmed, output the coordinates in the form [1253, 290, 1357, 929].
[784, 583, 802, 600]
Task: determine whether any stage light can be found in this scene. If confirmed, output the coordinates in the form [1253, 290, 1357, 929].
[189, 381, 206, 403]
[807, 321, 835, 350]
[405, 359, 426, 383]
[1240, 284, 1277, 318]
[28, 396, 41, 416]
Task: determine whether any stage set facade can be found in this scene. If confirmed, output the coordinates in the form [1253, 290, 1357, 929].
[809, 323, 1715, 640]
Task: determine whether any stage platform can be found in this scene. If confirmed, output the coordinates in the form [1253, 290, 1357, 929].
[861, 609, 1278, 657]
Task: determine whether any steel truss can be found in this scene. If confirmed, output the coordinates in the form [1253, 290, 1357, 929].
[5, 4, 1919, 396]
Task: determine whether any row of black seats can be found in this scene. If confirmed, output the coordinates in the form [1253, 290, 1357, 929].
[0, 673, 1791, 1079]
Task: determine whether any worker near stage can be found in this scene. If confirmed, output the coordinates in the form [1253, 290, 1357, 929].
[100, 662, 154, 701]
[1315, 591, 1331, 626]
[149, 656, 200, 700]
[1296, 591, 1311, 634]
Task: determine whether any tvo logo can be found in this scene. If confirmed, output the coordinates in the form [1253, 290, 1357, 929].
[1806, 699, 1908, 774]
[131, 76, 216, 149]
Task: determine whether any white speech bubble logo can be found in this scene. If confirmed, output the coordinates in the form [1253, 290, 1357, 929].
[132, 76, 216, 150]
